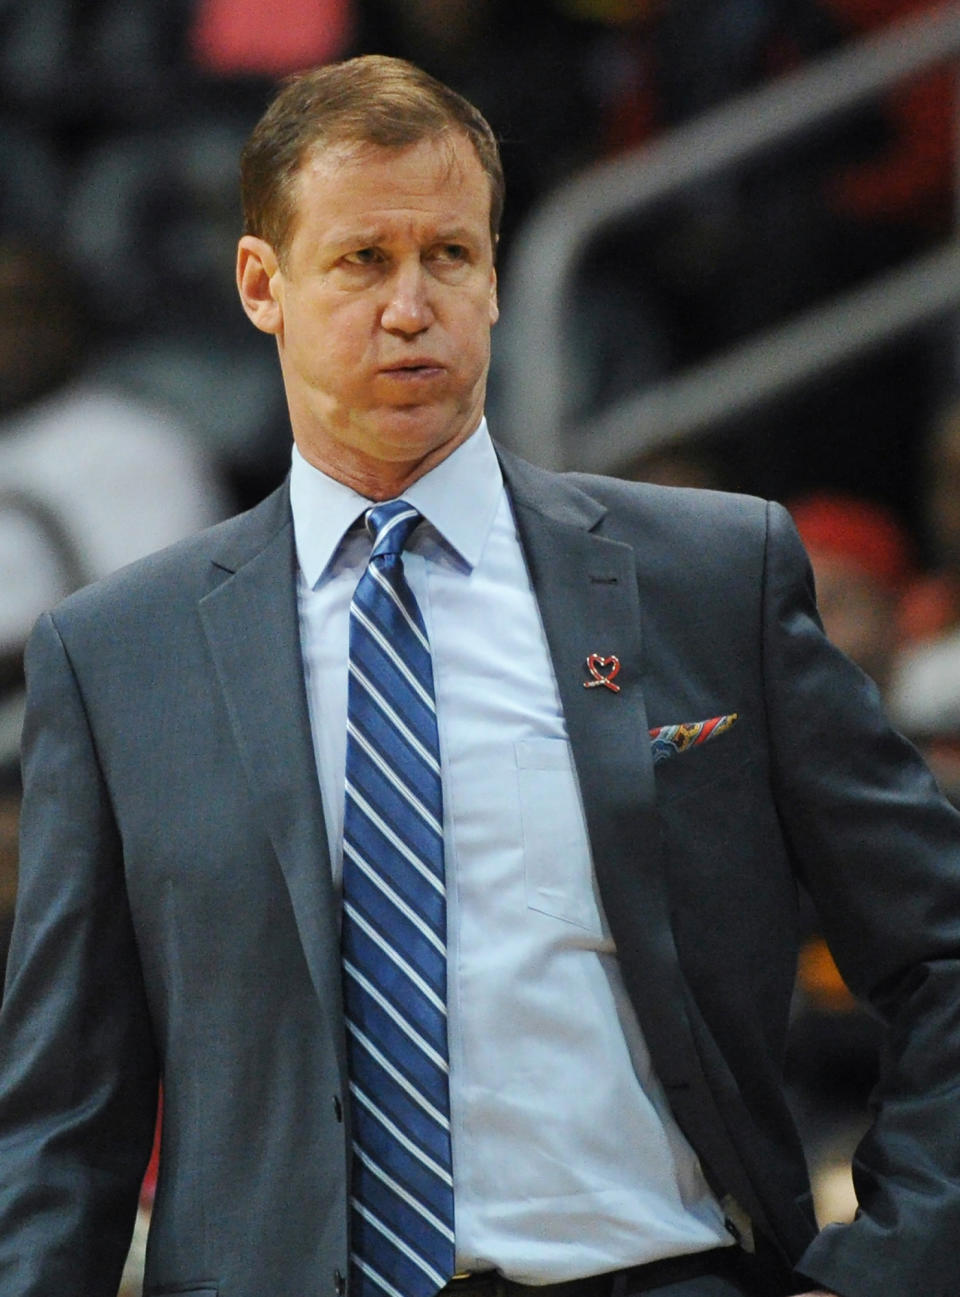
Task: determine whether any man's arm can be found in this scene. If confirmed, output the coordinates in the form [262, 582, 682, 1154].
[0, 611, 158, 1295]
[761, 502, 960, 1297]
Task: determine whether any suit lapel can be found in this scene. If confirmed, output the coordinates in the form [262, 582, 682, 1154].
[502, 455, 687, 1071]
[198, 488, 343, 1047]
[500, 450, 772, 1234]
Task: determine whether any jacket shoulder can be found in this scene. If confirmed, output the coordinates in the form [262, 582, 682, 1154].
[46, 482, 292, 632]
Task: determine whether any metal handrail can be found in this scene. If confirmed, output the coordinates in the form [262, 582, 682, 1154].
[498, 2, 960, 471]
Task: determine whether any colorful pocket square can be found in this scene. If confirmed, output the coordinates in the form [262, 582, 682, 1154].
[649, 713, 738, 763]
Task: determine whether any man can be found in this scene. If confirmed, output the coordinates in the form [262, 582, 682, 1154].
[1, 55, 959, 1297]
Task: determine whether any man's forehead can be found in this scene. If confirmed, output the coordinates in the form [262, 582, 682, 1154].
[299, 129, 478, 186]
[286, 132, 493, 246]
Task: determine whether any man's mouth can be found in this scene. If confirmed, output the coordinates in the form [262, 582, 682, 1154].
[380, 359, 444, 378]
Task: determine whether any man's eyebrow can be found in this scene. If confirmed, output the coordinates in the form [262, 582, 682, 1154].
[429, 224, 476, 242]
[324, 227, 382, 251]
[325, 221, 481, 252]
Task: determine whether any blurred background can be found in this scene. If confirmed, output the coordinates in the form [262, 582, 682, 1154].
[4, 0, 960, 1284]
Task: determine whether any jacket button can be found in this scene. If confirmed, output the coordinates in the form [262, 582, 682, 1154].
[724, 1217, 742, 1243]
[333, 1095, 343, 1122]
[334, 1268, 345, 1295]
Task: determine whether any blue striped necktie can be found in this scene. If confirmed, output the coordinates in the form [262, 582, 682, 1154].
[342, 500, 455, 1297]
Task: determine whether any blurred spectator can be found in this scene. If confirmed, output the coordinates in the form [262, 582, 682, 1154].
[190, 0, 353, 77]
[823, 0, 955, 237]
[889, 396, 960, 797]
[790, 492, 914, 696]
[558, 0, 842, 421]
[584, 0, 837, 155]
[899, 395, 960, 645]
[621, 440, 731, 491]
[0, 239, 231, 748]
[557, 0, 943, 524]
[555, 0, 835, 422]
[0, 121, 65, 245]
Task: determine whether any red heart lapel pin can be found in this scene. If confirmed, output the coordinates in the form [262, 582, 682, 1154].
[583, 653, 621, 693]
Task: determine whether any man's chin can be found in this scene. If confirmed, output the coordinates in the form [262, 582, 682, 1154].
[363, 404, 478, 459]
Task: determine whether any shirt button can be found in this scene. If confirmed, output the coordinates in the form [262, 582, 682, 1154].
[334, 1268, 345, 1295]
[333, 1095, 343, 1122]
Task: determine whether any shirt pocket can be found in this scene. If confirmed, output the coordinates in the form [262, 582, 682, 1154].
[515, 738, 603, 936]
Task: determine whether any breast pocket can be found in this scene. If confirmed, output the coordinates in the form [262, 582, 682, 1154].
[516, 738, 604, 936]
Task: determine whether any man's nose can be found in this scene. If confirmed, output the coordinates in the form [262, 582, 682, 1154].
[380, 262, 434, 335]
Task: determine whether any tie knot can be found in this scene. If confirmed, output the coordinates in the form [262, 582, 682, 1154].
[365, 500, 421, 560]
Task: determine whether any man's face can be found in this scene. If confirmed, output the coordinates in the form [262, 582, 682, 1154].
[240, 131, 498, 493]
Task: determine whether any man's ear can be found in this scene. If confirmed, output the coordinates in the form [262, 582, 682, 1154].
[488, 265, 499, 326]
[236, 236, 284, 335]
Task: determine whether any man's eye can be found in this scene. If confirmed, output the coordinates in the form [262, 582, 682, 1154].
[343, 248, 380, 266]
[434, 244, 467, 263]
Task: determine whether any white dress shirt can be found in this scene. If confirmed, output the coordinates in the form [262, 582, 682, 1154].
[290, 421, 731, 1282]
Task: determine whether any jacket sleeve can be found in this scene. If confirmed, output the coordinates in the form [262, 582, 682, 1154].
[760, 502, 960, 1297]
[0, 611, 158, 1296]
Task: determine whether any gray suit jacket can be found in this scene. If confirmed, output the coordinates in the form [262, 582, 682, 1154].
[3, 448, 960, 1297]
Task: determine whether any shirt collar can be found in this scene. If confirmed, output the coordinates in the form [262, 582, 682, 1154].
[289, 417, 503, 588]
